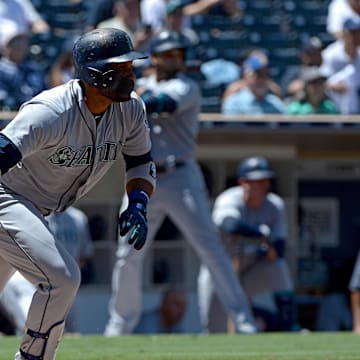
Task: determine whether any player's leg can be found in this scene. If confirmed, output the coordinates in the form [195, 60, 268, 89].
[105, 193, 166, 335]
[242, 259, 293, 296]
[0, 256, 16, 294]
[242, 259, 297, 330]
[0, 198, 81, 360]
[166, 162, 256, 333]
[198, 264, 230, 333]
[0, 278, 28, 335]
[349, 249, 360, 333]
[197, 264, 214, 332]
[0, 258, 18, 333]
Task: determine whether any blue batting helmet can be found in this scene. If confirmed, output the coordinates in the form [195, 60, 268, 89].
[237, 156, 274, 180]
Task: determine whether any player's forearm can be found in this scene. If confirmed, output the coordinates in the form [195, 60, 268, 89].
[183, 0, 221, 16]
[221, 217, 266, 238]
[123, 152, 157, 195]
[126, 178, 154, 198]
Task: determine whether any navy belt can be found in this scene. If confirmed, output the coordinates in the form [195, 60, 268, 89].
[156, 160, 185, 173]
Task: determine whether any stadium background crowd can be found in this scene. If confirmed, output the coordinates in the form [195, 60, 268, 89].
[0, 0, 349, 115]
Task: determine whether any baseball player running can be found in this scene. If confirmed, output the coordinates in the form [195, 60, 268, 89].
[104, 30, 257, 336]
[0, 28, 156, 360]
[198, 156, 296, 332]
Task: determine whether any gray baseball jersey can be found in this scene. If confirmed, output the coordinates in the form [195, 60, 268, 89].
[105, 72, 257, 336]
[136, 73, 199, 163]
[1, 79, 151, 212]
[0, 79, 151, 358]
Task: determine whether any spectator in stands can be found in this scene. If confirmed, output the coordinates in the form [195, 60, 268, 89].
[85, 0, 115, 30]
[47, 36, 77, 88]
[193, 0, 242, 19]
[222, 50, 282, 101]
[0, 30, 47, 110]
[164, 0, 199, 51]
[140, 0, 240, 34]
[133, 287, 188, 334]
[286, 67, 339, 115]
[140, 0, 167, 33]
[0, 0, 49, 48]
[221, 54, 285, 115]
[321, 17, 360, 114]
[281, 37, 324, 100]
[321, 18, 360, 77]
[327, 0, 360, 40]
[96, 0, 152, 52]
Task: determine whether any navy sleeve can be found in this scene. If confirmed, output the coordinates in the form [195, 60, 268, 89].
[272, 239, 286, 258]
[221, 217, 264, 237]
[0, 133, 22, 175]
[122, 151, 153, 171]
[141, 91, 177, 114]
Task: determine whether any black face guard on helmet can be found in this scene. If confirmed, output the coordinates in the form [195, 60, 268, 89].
[73, 28, 147, 97]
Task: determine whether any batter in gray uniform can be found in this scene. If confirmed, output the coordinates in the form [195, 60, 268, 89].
[198, 156, 296, 332]
[0, 28, 156, 360]
[105, 30, 256, 336]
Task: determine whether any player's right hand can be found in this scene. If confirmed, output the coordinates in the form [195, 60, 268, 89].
[119, 189, 149, 250]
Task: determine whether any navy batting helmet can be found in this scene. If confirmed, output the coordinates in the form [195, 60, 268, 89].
[150, 30, 188, 54]
[237, 156, 274, 180]
[73, 28, 147, 88]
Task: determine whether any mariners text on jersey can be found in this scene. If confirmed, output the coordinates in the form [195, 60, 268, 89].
[48, 141, 123, 167]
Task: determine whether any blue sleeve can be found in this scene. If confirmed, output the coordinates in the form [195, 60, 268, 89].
[0, 133, 22, 174]
[141, 91, 177, 114]
[122, 151, 153, 170]
[221, 216, 264, 237]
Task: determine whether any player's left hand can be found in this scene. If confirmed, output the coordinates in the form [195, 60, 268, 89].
[119, 190, 149, 250]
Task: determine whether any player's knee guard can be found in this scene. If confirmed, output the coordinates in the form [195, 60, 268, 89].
[19, 320, 65, 360]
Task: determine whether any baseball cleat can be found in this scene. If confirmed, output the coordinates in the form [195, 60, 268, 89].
[14, 351, 24, 360]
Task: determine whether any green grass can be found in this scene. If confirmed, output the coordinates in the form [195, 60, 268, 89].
[1, 332, 360, 360]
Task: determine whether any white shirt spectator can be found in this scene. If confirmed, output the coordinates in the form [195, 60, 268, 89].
[0, 0, 49, 48]
[141, 0, 167, 32]
[320, 40, 360, 76]
[327, 0, 360, 38]
[326, 63, 360, 114]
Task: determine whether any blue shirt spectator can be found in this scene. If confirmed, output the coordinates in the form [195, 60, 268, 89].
[0, 31, 47, 110]
[222, 87, 284, 114]
[221, 55, 284, 115]
[133, 288, 188, 334]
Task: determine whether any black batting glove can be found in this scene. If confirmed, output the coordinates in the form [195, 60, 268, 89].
[119, 189, 149, 250]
